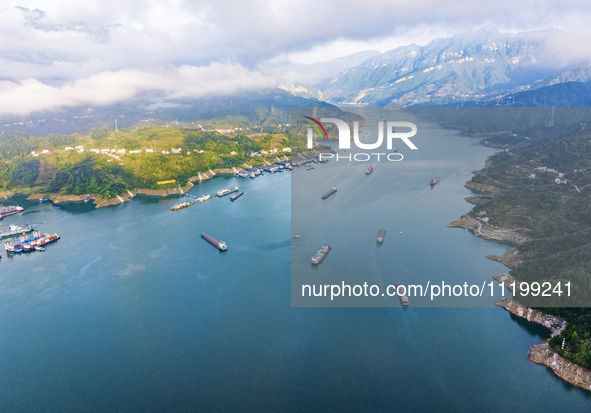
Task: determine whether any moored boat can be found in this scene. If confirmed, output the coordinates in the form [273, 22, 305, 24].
[217, 187, 239, 197]
[0, 224, 35, 239]
[0, 205, 23, 219]
[4, 231, 59, 253]
[170, 201, 194, 211]
[196, 194, 211, 203]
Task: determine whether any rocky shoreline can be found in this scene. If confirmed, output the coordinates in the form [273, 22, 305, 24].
[493, 274, 591, 391]
[453, 173, 591, 392]
[447, 215, 529, 243]
[19, 166, 253, 208]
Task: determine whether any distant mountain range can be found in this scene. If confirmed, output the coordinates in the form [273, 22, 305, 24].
[265, 50, 381, 100]
[315, 28, 591, 106]
[264, 50, 381, 94]
[456, 81, 591, 107]
[0, 90, 333, 136]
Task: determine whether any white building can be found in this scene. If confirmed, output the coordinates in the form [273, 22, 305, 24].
[282, 147, 292, 152]
[75, 145, 84, 153]
[129, 149, 141, 154]
[65, 147, 74, 151]
[146, 149, 154, 153]
[117, 149, 125, 155]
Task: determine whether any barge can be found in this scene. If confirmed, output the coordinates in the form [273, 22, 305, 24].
[170, 201, 194, 211]
[377, 229, 386, 243]
[322, 186, 337, 199]
[0, 205, 23, 219]
[311, 244, 331, 264]
[5, 231, 60, 253]
[201, 232, 227, 251]
[230, 191, 244, 201]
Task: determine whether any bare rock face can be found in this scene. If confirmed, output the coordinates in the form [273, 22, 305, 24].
[495, 292, 591, 392]
[529, 343, 591, 391]
[495, 294, 564, 335]
[486, 247, 522, 269]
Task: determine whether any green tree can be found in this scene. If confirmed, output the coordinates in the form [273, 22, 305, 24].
[91, 127, 109, 140]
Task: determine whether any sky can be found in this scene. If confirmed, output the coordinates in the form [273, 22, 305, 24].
[2, 0, 591, 115]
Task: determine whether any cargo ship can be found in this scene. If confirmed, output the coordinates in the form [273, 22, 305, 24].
[196, 194, 211, 203]
[377, 229, 386, 243]
[322, 186, 337, 199]
[430, 177, 440, 186]
[6, 235, 39, 253]
[0, 205, 23, 219]
[201, 232, 227, 251]
[217, 186, 239, 197]
[0, 224, 35, 239]
[366, 167, 373, 175]
[311, 244, 331, 264]
[397, 284, 409, 306]
[5, 231, 59, 253]
[230, 191, 244, 201]
[170, 201, 194, 211]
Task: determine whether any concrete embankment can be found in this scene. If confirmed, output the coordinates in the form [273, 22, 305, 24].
[448, 215, 528, 243]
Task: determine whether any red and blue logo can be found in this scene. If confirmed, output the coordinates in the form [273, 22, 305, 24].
[303, 116, 328, 140]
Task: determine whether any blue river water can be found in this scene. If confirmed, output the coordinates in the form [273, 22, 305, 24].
[0, 111, 590, 411]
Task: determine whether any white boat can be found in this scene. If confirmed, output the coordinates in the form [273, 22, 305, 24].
[196, 194, 211, 203]
[217, 187, 239, 197]
[35, 246, 45, 251]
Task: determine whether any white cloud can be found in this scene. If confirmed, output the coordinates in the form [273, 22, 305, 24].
[2, 1, 591, 114]
[0, 63, 277, 115]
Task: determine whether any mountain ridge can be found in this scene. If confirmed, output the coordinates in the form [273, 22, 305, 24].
[315, 28, 591, 106]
